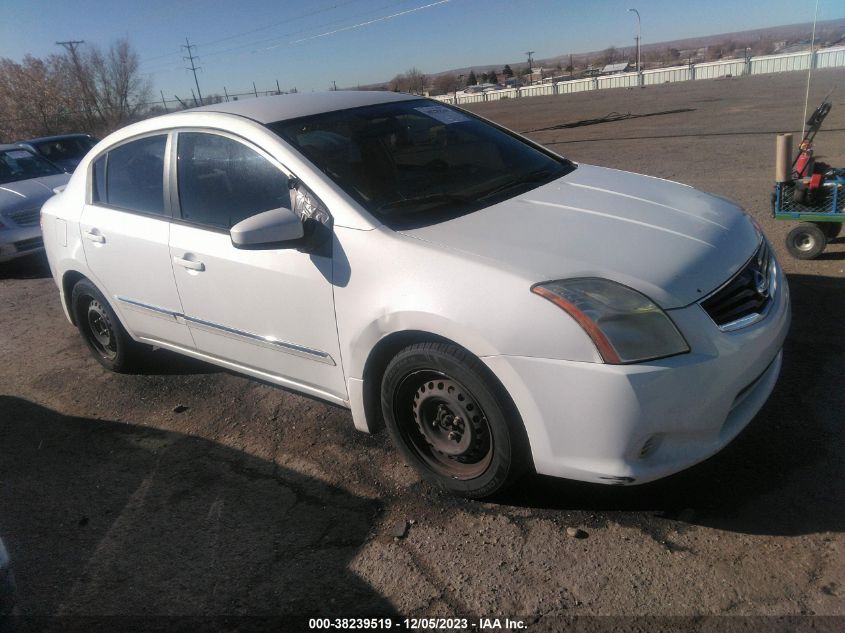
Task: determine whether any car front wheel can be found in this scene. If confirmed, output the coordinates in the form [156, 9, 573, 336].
[71, 279, 143, 372]
[381, 342, 531, 498]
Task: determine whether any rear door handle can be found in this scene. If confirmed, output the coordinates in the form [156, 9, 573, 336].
[84, 230, 105, 244]
[173, 256, 205, 272]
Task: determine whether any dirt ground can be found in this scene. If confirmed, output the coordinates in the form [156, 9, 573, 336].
[1, 69, 844, 630]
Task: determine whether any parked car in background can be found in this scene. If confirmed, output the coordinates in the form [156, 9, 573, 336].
[1, 145, 70, 263]
[41, 92, 788, 498]
[16, 134, 99, 172]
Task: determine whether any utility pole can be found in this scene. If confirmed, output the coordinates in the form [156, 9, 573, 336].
[160, 90, 169, 113]
[182, 38, 204, 106]
[56, 40, 101, 126]
[525, 51, 534, 84]
[628, 8, 642, 86]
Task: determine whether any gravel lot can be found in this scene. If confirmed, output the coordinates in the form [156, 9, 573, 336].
[1, 69, 844, 629]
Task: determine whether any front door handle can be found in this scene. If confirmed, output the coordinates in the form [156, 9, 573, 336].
[173, 256, 205, 272]
[84, 230, 105, 244]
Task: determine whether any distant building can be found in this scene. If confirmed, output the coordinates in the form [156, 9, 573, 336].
[601, 62, 633, 74]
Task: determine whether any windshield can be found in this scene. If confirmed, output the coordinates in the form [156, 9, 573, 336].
[0, 148, 62, 184]
[269, 99, 574, 225]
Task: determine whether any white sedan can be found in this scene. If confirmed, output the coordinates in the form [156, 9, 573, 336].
[41, 91, 789, 498]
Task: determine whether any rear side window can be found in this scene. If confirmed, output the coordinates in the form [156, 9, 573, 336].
[176, 132, 290, 230]
[92, 155, 106, 202]
[104, 135, 167, 215]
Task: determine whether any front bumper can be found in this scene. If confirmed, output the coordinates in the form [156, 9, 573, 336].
[0, 225, 44, 263]
[483, 268, 791, 485]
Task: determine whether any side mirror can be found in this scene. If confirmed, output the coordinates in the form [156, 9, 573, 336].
[230, 207, 304, 249]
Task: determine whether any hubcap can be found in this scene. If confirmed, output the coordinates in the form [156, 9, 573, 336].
[796, 233, 816, 252]
[396, 372, 493, 480]
[86, 300, 117, 360]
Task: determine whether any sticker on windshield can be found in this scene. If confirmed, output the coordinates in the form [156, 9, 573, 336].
[414, 105, 471, 125]
[5, 150, 34, 160]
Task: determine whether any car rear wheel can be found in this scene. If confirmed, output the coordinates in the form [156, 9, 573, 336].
[786, 223, 826, 260]
[381, 342, 531, 498]
[71, 279, 144, 372]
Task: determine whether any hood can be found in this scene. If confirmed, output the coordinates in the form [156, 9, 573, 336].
[399, 164, 760, 309]
[0, 173, 70, 214]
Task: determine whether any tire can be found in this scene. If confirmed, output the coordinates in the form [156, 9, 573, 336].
[785, 223, 826, 260]
[381, 342, 531, 499]
[815, 221, 842, 241]
[71, 279, 144, 372]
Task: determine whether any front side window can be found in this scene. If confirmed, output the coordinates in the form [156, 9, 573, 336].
[176, 132, 290, 230]
[269, 99, 575, 227]
[104, 135, 167, 215]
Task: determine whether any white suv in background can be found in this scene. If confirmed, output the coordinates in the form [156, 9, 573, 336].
[41, 92, 789, 498]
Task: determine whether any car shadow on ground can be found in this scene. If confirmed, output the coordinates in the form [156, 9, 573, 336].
[0, 254, 51, 281]
[0, 395, 395, 619]
[495, 274, 844, 538]
[132, 348, 224, 377]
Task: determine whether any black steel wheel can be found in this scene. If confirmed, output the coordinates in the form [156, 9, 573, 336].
[786, 223, 826, 260]
[382, 342, 531, 498]
[815, 221, 842, 241]
[71, 279, 143, 372]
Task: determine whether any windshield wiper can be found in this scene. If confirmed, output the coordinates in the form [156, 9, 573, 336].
[477, 167, 559, 202]
[376, 192, 470, 213]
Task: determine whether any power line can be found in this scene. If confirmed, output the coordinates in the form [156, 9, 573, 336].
[291, 0, 449, 44]
[139, 0, 422, 75]
[182, 38, 204, 106]
[137, 0, 367, 68]
[196, 0, 364, 49]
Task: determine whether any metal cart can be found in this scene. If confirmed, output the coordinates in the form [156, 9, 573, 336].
[773, 174, 844, 259]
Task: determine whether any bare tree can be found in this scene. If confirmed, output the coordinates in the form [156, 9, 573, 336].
[0, 37, 150, 142]
[432, 73, 460, 95]
[87, 38, 151, 131]
[405, 67, 427, 95]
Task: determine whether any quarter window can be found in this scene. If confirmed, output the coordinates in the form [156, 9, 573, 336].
[92, 155, 106, 202]
[177, 133, 290, 229]
[102, 135, 167, 215]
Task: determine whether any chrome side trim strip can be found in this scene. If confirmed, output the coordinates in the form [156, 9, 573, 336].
[116, 296, 180, 320]
[115, 296, 335, 366]
[136, 336, 349, 407]
[184, 315, 336, 365]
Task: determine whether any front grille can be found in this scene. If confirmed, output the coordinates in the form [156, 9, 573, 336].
[701, 239, 775, 331]
[13, 237, 44, 252]
[4, 208, 40, 227]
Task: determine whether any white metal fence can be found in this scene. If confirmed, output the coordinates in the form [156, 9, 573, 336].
[432, 46, 845, 106]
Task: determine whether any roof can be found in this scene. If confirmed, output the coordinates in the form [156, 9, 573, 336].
[189, 90, 420, 124]
[17, 133, 95, 144]
[602, 62, 632, 73]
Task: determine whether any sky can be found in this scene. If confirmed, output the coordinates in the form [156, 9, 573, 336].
[2, 0, 844, 101]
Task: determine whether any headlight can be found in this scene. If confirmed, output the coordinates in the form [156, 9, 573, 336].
[531, 278, 689, 364]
